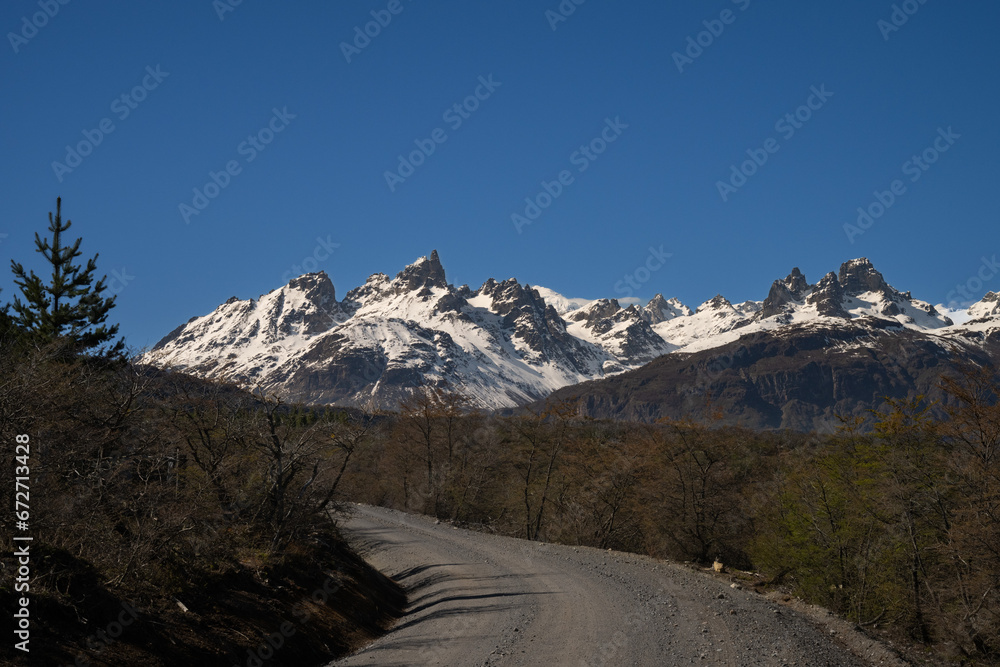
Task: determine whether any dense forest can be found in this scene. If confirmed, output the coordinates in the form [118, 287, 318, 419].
[3, 200, 999, 665]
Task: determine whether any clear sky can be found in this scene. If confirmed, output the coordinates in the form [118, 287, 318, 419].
[2, 0, 998, 350]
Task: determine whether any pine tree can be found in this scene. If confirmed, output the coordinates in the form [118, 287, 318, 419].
[10, 197, 123, 355]
[0, 288, 12, 341]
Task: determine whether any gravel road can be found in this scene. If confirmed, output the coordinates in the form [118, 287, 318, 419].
[331, 504, 889, 666]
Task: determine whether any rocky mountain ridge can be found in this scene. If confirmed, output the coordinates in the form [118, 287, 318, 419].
[144, 252, 1000, 423]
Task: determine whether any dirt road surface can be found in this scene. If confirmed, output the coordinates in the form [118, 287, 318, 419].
[331, 504, 893, 666]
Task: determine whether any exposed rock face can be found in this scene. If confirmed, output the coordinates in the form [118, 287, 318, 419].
[479, 279, 598, 371]
[761, 268, 813, 319]
[392, 249, 448, 295]
[807, 272, 849, 319]
[838, 257, 896, 298]
[285, 272, 343, 334]
[643, 294, 692, 324]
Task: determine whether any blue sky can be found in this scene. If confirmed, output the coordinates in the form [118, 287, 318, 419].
[2, 0, 998, 350]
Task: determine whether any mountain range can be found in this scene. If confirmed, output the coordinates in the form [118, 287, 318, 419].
[143, 252, 1000, 430]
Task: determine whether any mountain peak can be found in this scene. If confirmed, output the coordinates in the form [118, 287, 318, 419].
[287, 271, 337, 303]
[696, 295, 733, 313]
[761, 267, 813, 319]
[394, 250, 448, 293]
[838, 257, 894, 297]
[643, 294, 691, 323]
[969, 291, 1000, 321]
[785, 267, 809, 293]
[278, 271, 341, 326]
[568, 298, 621, 324]
[806, 271, 849, 318]
[480, 278, 547, 318]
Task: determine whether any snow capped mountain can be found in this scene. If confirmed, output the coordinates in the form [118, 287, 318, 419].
[148, 272, 344, 386]
[642, 258, 960, 354]
[144, 253, 1000, 411]
[642, 294, 692, 323]
[968, 291, 1000, 322]
[650, 295, 760, 353]
[149, 251, 623, 409]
